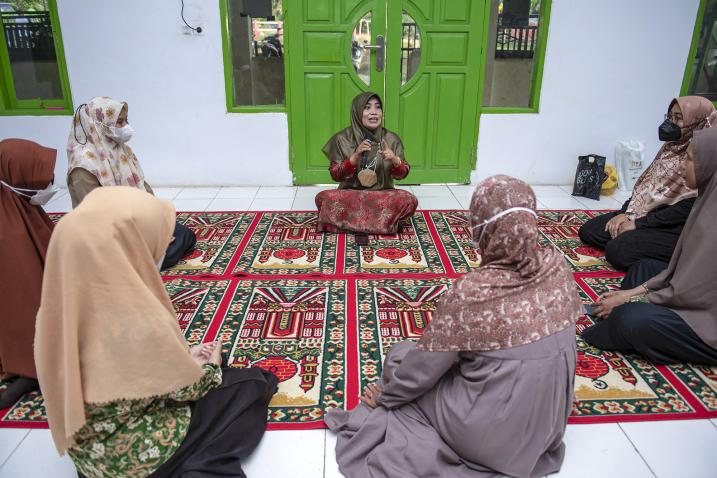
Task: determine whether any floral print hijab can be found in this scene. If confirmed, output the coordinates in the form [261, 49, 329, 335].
[418, 176, 581, 352]
[66, 97, 146, 189]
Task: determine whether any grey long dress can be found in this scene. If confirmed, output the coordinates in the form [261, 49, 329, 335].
[325, 326, 576, 478]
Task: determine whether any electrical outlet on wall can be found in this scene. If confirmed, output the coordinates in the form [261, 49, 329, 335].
[182, 24, 203, 35]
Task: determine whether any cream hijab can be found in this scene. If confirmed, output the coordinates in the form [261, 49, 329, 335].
[34, 187, 204, 454]
[67, 96, 146, 189]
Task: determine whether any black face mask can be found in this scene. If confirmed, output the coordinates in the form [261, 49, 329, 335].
[658, 118, 682, 142]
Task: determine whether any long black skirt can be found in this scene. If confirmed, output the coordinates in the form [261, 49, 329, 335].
[150, 367, 278, 478]
[161, 222, 197, 270]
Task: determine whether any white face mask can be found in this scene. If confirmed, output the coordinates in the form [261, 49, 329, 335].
[107, 124, 134, 144]
[471, 207, 538, 248]
[1, 180, 60, 206]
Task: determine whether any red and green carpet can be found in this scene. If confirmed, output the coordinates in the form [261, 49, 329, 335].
[2, 210, 716, 430]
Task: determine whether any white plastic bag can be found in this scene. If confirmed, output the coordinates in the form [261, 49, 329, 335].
[615, 141, 644, 191]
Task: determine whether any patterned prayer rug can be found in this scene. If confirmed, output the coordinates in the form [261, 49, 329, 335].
[2, 210, 715, 429]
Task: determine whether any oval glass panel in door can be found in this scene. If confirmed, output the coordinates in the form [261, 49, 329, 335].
[400, 11, 421, 85]
[352, 12, 372, 85]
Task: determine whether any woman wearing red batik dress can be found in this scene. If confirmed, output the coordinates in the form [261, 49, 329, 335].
[315, 92, 418, 244]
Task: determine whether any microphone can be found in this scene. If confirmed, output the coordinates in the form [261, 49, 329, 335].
[361, 133, 375, 169]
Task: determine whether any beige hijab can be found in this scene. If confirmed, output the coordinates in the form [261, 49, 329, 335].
[34, 187, 204, 454]
[418, 176, 581, 352]
[646, 126, 717, 348]
[626, 96, 716, 219]
[67, 96, 146, 189]
[322, 92, 406, 191]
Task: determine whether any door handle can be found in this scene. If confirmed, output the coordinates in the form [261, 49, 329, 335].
[363, 35, 384, 72]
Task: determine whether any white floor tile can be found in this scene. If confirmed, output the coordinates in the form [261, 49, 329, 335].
[206, 198, 253, 212]
[416, 196, 463, 210]
[152, 187, 184, 200]
[620, 420, 717, 478]
[0, 429, 28, 468]
[538, 196, 589, 210]
[575, 195, 622, 211]
[295, 186, 333, 198]
[0, 430, 78, 478]
[324, 430, 343, 478]
[711, 418, 717, 430]
[447, 184, 474, 196]
[255, 186, 297, 199]
[215, 187, 259, 199]
[175, 187, 220, 199]
[42, 194, 73, 213]
[411, 184, 451, 197]
[171, 198, 211, 212]
[394, 185, 415, 194]
[292, 197, 318, 211]
[550, 424, 653, 478]
[531, 185, 571, 197]
[249, 197, 294, 211]
[243, 430, 325, 478]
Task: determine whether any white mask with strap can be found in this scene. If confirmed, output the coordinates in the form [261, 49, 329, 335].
[0, 180, 60, 206]
[471, 207, 538, 248]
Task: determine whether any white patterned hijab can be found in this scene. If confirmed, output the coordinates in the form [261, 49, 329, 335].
[66, 96, 146, 189]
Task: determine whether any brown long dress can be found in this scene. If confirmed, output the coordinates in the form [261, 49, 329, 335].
[315, 92, 418, 234]
[0, 139, 56, 380]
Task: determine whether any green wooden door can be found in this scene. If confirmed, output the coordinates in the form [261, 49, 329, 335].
[287, 0, 484, 184]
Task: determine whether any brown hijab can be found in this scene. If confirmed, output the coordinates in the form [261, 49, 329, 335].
[646, 126, 717, 348]
[322, 91, 406, 191]
[418, 176, 581, 352]
[626, 96, 716, 219]
[35, 187, 205, 454]
[0, 139, 56, 379]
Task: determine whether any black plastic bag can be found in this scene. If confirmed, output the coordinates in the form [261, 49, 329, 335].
[572, 154, 607, 200]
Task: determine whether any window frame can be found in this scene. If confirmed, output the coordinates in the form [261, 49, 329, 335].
[479, 0, 552, 114]
[680, 0, 716, 106]
[219, 0, 288, 113]
[0, 0, 73, 116]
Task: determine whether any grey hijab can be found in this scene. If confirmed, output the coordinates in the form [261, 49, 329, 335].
[646, 126, 717, 348]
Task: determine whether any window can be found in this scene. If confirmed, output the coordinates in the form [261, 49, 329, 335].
[481, 0, 551, 112]
[0, 0, 72, 115]
[220, 0, 285, 112]
[682, 0, 717, 102]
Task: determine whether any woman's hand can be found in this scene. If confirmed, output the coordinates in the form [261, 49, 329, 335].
[605, 214, 628, 239]
[592, 290, 633, 318]
[190, 341, 222, 367]
[190, 342, 217, 366]
[359, 382, 382, 409]
[617, 219, 636, 236]
[380, 141, 401, 167]
[350, 140, 373, 166]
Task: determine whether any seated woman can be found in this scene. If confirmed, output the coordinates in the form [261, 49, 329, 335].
[0, 139, 58, 408]
[67, 96, 196, 269]
[315, 92, 418, 244]
[582, 127, 717, 366]
[326, 176, 581, 478]
[578, 96, 715, 273]
[34, 187, 278, 478]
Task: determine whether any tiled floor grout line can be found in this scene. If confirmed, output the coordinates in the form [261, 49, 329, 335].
[0, 430, 30, 470]
[617, 423, 658, 478]
[322, 429, 327, 478]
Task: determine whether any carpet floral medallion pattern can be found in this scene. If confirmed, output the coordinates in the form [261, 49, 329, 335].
[3, 210, 715, 429]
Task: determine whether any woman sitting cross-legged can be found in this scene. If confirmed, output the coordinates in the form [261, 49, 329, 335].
[67, 96, 196, 269]
[315, 92, 418, 244]
[34, 187, 278, 478]
[326, 176, 581, 478]
[578, 96, 715, 274]
[582, 126, 717, 366]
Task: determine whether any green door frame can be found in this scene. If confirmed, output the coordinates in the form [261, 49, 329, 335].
[681, 0, 714, 103]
